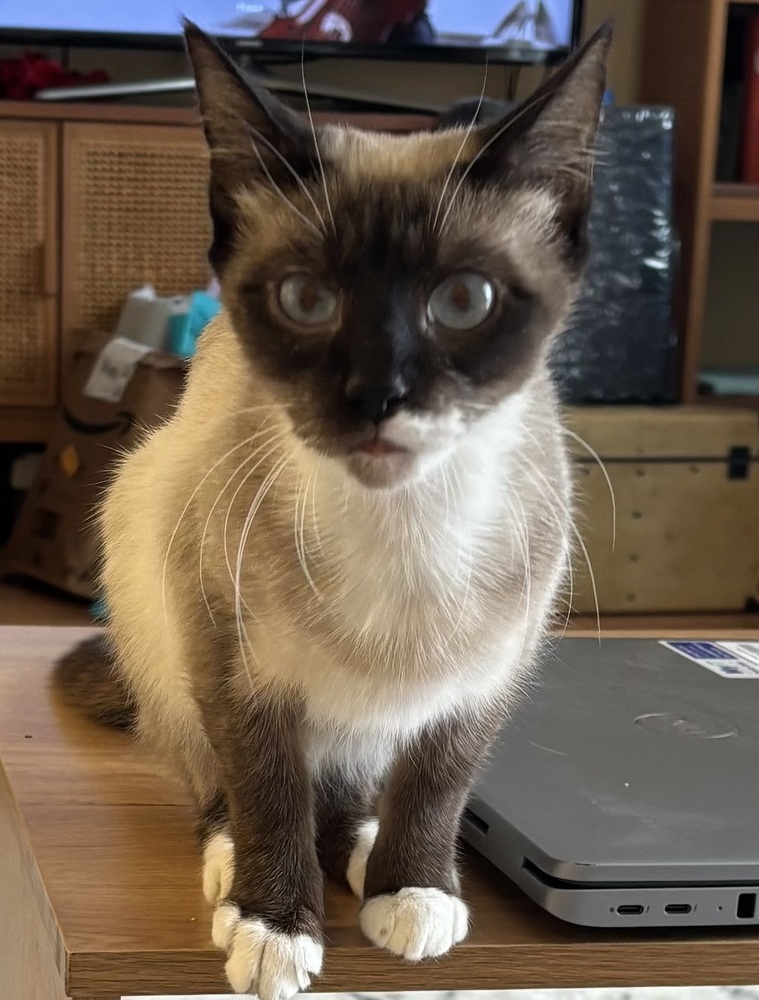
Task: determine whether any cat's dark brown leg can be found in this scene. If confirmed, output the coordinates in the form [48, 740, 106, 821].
[197, 789, 227, 845]
[196, 791, 235, 907]
[315, 767, 378, 894]
[198, 685, 324, 999]
[361, 706, 503, 960]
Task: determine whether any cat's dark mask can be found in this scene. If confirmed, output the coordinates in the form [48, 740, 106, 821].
[184, 20, 610, 488]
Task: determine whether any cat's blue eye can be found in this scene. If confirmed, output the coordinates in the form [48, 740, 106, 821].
[278, 274, 339, 327]
[428, 273, 495, 331]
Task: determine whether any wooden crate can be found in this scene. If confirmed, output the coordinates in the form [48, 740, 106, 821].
[566, 406, 759, 614]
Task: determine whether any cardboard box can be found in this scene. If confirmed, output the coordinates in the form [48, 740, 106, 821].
[567, 406, 759, 614]
[4, 338, 186, 599]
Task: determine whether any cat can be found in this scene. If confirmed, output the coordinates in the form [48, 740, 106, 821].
[55, 20, 610, 1000]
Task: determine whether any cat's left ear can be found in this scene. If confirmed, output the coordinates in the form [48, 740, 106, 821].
[473, 23, 612, 262]
[183, 21, 318, 271]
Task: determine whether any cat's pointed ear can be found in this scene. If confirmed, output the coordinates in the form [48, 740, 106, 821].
[183, 21, 317, 271]
[474, 22, 612, 261]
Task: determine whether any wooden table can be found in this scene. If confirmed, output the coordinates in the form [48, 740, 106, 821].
[4, 626, 759, 1000]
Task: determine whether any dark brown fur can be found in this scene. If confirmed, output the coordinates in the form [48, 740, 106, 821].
[364, 707, 505, 899]
[54, 634, 135, 730]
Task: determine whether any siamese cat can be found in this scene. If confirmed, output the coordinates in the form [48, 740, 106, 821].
[56, 21, 610, 999]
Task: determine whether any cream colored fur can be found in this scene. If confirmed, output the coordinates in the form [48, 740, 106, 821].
[101, 312, 570, 802]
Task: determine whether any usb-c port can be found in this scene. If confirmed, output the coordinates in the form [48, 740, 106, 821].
[664, 903, 692, 915]
[616, 904, 644, 915]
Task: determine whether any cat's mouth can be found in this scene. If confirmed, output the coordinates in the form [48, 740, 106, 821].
[353, 438, 409, 457]
[344, 432, 417, 488]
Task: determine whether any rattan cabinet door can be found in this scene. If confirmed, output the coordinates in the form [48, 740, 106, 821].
[0, 121, 58, 407]
[61, 122, 212, 365]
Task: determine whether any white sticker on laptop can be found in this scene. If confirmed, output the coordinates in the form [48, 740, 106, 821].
[661, 640, 759, 678]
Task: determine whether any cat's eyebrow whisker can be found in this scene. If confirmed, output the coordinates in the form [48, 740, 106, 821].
[437, 80, 600, 235]
[245, 123, 327, 232]
[301, 40, 336, 236]
[242, 134, 322, 237]
[437, 86, 552, 234]
[432, 54, 489, 233]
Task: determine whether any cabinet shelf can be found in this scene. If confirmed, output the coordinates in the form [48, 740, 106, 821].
[711, 183, 759, 222]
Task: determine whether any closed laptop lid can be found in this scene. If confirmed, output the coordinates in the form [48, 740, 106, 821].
[469, 638, 759, 883]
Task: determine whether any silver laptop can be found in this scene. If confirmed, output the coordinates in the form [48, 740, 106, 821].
[462, 637, 759, 928]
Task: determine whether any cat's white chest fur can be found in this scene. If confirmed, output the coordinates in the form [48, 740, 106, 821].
[256, 416, 533, 742]
[326, 481, 478, 645]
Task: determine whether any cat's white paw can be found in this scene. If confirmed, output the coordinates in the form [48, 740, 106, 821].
[360, 887, 469, 960]
[212, 902, 323, 999]
[202, 829, 235, 904]
[346, 818, 379, 898]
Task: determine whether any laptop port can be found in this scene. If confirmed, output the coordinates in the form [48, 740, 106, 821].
[616, 905, 644, 915]
[664, 904, 692, 915]
[737, 893, 756, 919]
[462, 807, 489, 837]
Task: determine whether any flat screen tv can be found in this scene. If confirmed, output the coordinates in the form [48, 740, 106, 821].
[0, 2, 584, 65]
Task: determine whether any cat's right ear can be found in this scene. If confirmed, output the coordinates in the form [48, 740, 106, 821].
[183, 21, 317, 272]
[470, 23, 612, 266]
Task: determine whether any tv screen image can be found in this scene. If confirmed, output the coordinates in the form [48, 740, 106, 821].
[1, 1, 579, 58]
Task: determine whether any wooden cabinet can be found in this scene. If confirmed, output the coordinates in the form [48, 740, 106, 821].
[0, 104, 213, 444]
[0, 121, 58, 412]
[0, 103, 433, 444]
[61, 123, 211, 363]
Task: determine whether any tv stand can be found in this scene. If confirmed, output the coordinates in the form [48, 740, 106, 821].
[34, 59, 444, 115]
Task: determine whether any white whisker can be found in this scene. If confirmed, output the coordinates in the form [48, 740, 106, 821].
[245, 133, 321, 236]
[438, 86, 563, 234]
[246, 124, 326, 231]
[563, 427, 616, 550]
[309, 458, 325, 557]
[199, 425, 289, 622]
[162, 432, 265, 623]
[294, 470, 324, 603]
[432, 55, 489, 233]
[222, 430, 292, 602]
[521, 453, 599, 643]
[301, 40, 335, 235]
[234, 455, 291, 681]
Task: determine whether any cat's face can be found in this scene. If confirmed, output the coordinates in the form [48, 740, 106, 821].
[185, 22, 609, 489]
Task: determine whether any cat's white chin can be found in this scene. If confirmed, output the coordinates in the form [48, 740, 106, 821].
[344, 448, 429, 489]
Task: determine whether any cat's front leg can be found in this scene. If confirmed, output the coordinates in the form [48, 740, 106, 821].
[200, 685, 324, 999]
[314, 765, 379, 896]
[361, 706, 503, 961]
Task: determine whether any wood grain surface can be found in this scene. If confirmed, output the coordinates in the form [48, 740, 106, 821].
[3, 625, 759, 997]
